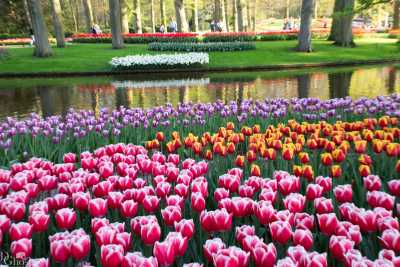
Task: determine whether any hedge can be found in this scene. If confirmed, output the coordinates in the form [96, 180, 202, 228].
[148, 42, 256, 52]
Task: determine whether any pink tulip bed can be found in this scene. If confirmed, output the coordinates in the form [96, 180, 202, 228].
[0, 138, 399, 267]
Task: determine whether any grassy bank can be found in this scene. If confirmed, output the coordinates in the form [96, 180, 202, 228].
[0, 38, 399, 74]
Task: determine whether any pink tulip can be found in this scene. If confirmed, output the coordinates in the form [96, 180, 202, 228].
[269, 221, 292, 244]
[11, 238, 32, 260]
[101, 244, 124, 267]
[55, 208, 76, 230]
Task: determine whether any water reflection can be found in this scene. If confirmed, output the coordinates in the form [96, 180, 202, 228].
[0, 65, 399, 119]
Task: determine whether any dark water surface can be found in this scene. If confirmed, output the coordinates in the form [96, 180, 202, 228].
[0, 65, 399, 119]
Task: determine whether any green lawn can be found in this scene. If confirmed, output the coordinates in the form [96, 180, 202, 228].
[0, 38, 399, 74]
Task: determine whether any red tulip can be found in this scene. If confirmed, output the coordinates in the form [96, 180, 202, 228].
[88, 198, 108, 217]
[154, 241, 176, 267]
[359, 165, 371, 177]
[95, 226, 117, 246]
[336, 221, 362, 246]
[191, 192, 206, 213]
[203, 238, 226, 263]
[363, 175, 382, 191]
[306, 184, 324, 200]
[0, 214, 11, 233]
[71, 235, 91, 260]
[161, 206, 182, 226]
[378, 216, 400, 232]
[357, 210, 377, 232]
[174, 219, 195, 239]
[278, 176, 300, 196]
[142, 195, 160, 213]
[63, 153, 77, 163]
[287, 245, 307, 263]
[140, 222, 161, 245]
[329, 235, 354, 260]
[120, 199, 138, 218]
[380, 229, 400, 252]
[218, 174, 240, 193]
[166, 232, 188, 257]
[295, 213, 314, 230]
[101, 244, 124, 267]
[72, 192, 91, 211]
[317, 213, 338, 236]
[230, 197, 254, 217]
[115, 232, 132, 252]
[388, 179, 400, 196]
[302, 252, 327, 267]
[9, 222, 33, 241]
[213, 249, 239, 267]
[283, 193, 305, 213]
[5, 201, 25, 221]
[293, 229, 313, 250]
[51, 239, 71, 262]
[214, 188, 230, 202]
[269, 221, 292, 244]
[314, 197, 334, 214]
[29, 211, 50, 233]
[93, 180, 114, 198]
[200, 209, 232, 232]
[255, 201, 276, 225]
[122, 252, 158, 267]
[333, 184, 353, 203]
[251, 242, 277, 267]
[236, 225, 255, 245]
[55, 208, 76, 230]
[259, 189, 277, 204]
[367, 190, 395, 211]
[11, 238, 32, 260]
[107, 191, 124, 209]
[315, 176, 332, 193]
[321, 153, 333, 166]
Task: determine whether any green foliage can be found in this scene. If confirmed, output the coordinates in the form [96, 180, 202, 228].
[0, 33, 29, 40]
[202, 33, 257, 42]
[148, 42, 256, 52]
[73, 36, 198, 44]
[258, 34, 298, 41]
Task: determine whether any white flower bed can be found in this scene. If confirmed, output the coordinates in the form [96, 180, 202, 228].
[112, 78, 210, 89]
[110, 53, 209, 70]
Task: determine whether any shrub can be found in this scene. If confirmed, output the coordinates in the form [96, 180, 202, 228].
[0, 33, 29, 40]
[258, 33, 297, 41]
[202, 32, 257, 42]
[110, 52, 209, 70]
[148, 42, 255, 52]
[73, 33, 198, 44]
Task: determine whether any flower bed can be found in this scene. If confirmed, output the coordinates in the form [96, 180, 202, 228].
[148, 42, 256, 52]
[202, 32, 257, 42]
[109, 53, 209, 70]
[0, 38, 31, 46]
[0, 106, 399, 266]
[72, 33, 198, 44]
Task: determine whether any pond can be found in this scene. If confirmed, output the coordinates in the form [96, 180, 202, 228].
[0, 64, 399, 119]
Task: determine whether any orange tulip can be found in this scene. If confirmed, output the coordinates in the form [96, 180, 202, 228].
[386, 143, 399, 157]
[247, 150, 257, 163]
[192, 142, 203, 155]
[282, 145, 295, 161]
[307, 139, 318, 150]
[230, 134, 240, 144]
[227, 142, 236, 154]
[359, 165, 371, 177]
[354, 140, 367, 153]
[184, 136, 194, 148]
[321, 153, 333, 166]
[249, 143, 258, 152]
[378, 116, 389, 128]
[338, 141, 350, 154]
[156, 132, 165, 142]
[293, 165, 303, 177]
[324, 141, 336, 153]
[252, 124, 261, 134]
[362, 130, 374, 142]
[372, 139, 384, 153]
[172, 131, 180, 140]
[298, 152, 310, 164]
[204, 150, 213, 160]
[332, 135, 343, 145]
[302, 165, 314, 181]
[226, 122, 235, 130]
[294, 143, 303, 153]
[241, 127, 253, 136]
[218, 127, 227, 138]
[396, 160, 400, 173]
[375, 130, 385, 140]
[265, 148, 277, 161]
[213, 142, 224, 155]
[358, 154, 372, 166]
[250, 164, 261, 177]
[331, 165, 342, 178]
[272, 140, 283, 150]
[203, 132, 212, 142]
[235, 155, 245, 167]
[174, 139, 182, 149]
[166, 142, 175, 153]
[332, 149, 346, 163]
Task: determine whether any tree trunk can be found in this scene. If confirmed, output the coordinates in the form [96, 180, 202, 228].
[328, 71, 353, 98]
[246, 0, 251, 31]
[174, 0, 189, 32]
[160, 0, 166, 27]
[82, 0, 94, 32]
[68, 0, 79, 32]
[297, 0, 314, 52]
[251, 0, 256, 31]
[121, 0, 129, 33]
[51, 0, 65, 48]
[74, 0, 82, 31]
[28, 0, 53, 57]
[150, 0, 155, 32]
[232, 0, 238, 32]
[214, 0, 226, 30]
[286, 0, 290, 18]
[297, 74, 311, 98]
[236, 0, 244, 31]
[314, 0, 318, 19]
[23, 0, 33, 29]
[133, 0, 142, 33]
[224, 0, 229, 31]
[394, 0, 400, 29]
[193, 0, 199, 32]
[329, 0, 354, 47]
[109, 0, 124, 49]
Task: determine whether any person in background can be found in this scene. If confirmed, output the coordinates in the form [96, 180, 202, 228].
[93, 24, 102, 34]
[159, 24, 165, 33]
[169, 19, 177, 33]
[216, 20, 223, 32]
[29, 29, 35, 46]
